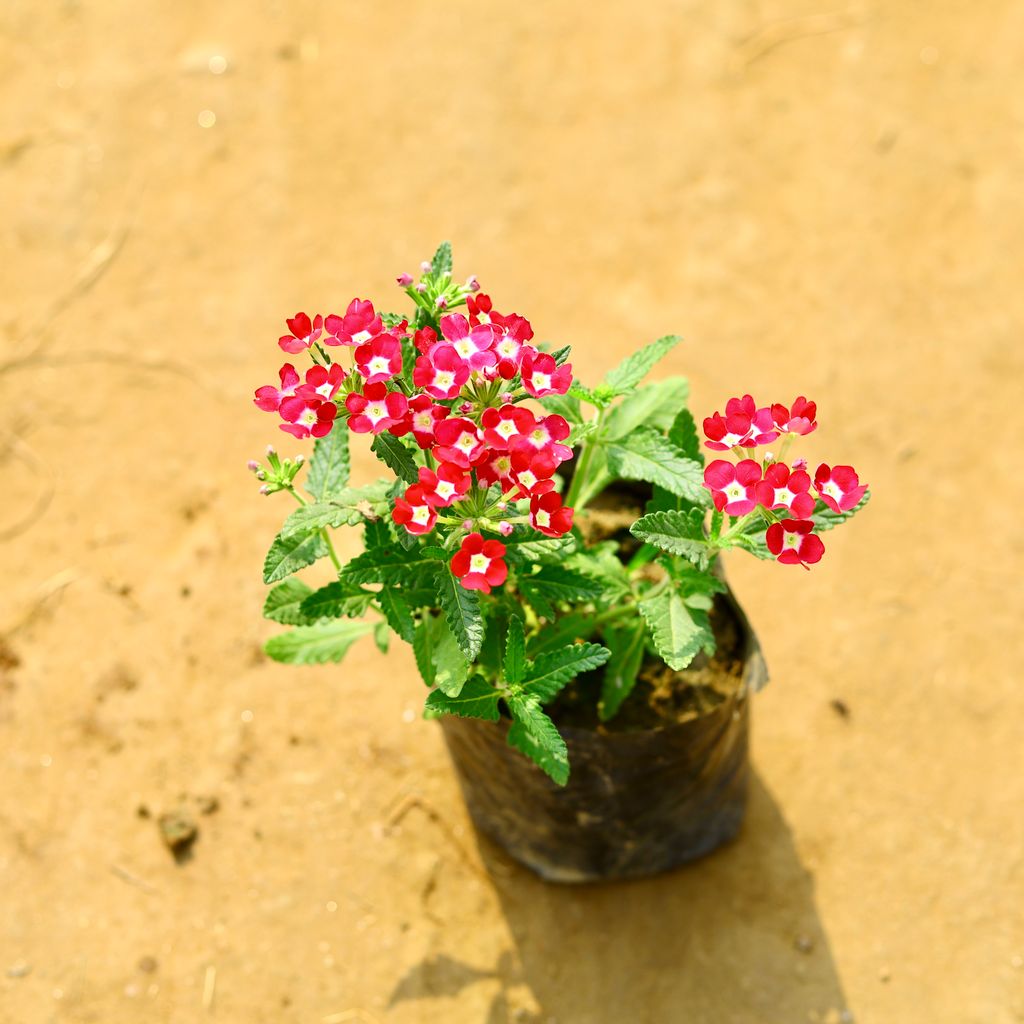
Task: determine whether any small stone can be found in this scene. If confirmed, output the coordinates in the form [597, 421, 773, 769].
[195, 795, 219, 816]
[879, 966, 891, 982]
[158, 809, 198, 858]
[7, 962, 31, 979]
[794, 934, 815, 954]
[138, 956, 158, 974]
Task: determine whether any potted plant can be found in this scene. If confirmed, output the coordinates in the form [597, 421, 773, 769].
[250, 243, 869, 882]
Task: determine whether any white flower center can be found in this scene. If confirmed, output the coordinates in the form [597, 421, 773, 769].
[535, 509, 551, 528]
[414, 412, 434, 430]
[725, 483, 745, 501]
[495, 457, 512, 475]
[457, 433, 477, 451]
[454, 339, 476, 359]
[823, 481, 842, 500]
[469, 554, 490, 573]
[497, 338, 518, 357]
[369, 356, 390, 375]
[530, 429, 548, 446]
[518, 470, 538, 488]
[783, 532, 802, 551]
[299, 408, 318, 427]
[411, 505, 431, 526]
[774, 487, 794, 507]
[496, 420, 517, 438]
[366, 402, 387, 422]
[434, 371, 454, 389]
[352, 329, 373, 345]
[532, 373, 552, 391]
[436, 481, 455, 500]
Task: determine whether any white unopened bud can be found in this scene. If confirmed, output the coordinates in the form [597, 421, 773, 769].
[265, 444, 276, 457]
[466, 275, 480, 292]
[415, 282, 427, 294]
[294, 454, 304, 466]
[435, 296, 447, 310]
[420, 260, 432, 272]
[258, 485, 270, 495]
[246, 460, 259, 472]
[498, 521, 513, 536]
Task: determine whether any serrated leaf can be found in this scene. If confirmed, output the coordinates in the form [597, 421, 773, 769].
[425, 676, 500, 720]
[668, 408, 703, 464]
[811, 490, 871, 532]
[263, 530, 328, 584]
[524, 613, 593, 658]
[606, 427, 707, 504]
[602, 377, 690, 441]
[432, 622, 471, 697]
[299, 580, 374, 620]
[522, 642, 611, 703]
[550, 345, 572, 366]
[280, 480, 392, 537]
[341, 545, 446, 585]
[567, 544, 632, 603]
[264, 619, 374, 665]
[638, 590, 708, 671]
[604, 335, 682, 393]
[519, 566, 603, 619]
[539, 393, 582, 424]
[599, 623, 646, 721]
[377, 588, 415, 643]
[431, 240, 453, 275]
[568, 380, 603, 406]
[412, 614, 444, 687]
[263, 579, 314, 625]
[630, 509, 711, 569]
[502, 532, 577, 564]
[371, 433, 419, 484]
[668, 561, 728, 598]
[435, 568, 485, 661]
[503, 616, 526, 685]
[305, 426, 350, 500]
[506, 694, 569, 785]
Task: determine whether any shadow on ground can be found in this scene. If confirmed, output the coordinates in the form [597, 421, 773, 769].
[390, 774, 849, 1023]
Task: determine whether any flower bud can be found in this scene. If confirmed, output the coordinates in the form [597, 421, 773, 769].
[246, 460, 260, 472]
[258, 485, 270, 495]
[256, 471, 266, 481]
[435, 296, 447, 310]
[496, 502, 508, 512]
[462, 519, 474, 531]
[763, 451, 775, 465]
[500, 392, 514, 405]
[396, 272, 413, 286]
[498, 521, 513, 536]
[793, 457, 808, 471]
[458, 401, 473, 414]
[420, 260, 432, 272]
[265, 444, 276, 457]
[294, 454, 304, 466]
[415, 282, 427, 294]
[466, 275, 480, 292]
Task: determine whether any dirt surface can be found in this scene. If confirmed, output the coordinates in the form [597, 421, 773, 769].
[2, 2, 1022, 1022]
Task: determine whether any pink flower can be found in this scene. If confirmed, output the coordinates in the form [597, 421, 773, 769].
[703, 459, 763, 515]
[254, 363, 301, 411]
[520, 349, 572, 398]
[766, 519, 825, 568]
[467, 293, 494, 326]
[392, 485, 437, 536]
[814, 464, 868, 513]
[296, 363, 345, 402]
[772, 396, 817, 435]
[529, 482, 574, 537]
[480, 404, 535, 450]
[324, 299, 382, 347]
[755, 463, 815, 520]
[433, 417, 485, 468]
[417, 464, 471, 508]
[412, 346, 470, 400]
[439, 314, 497, 370]
[278, 313, 324, 354]
[451, 533, 508, 593]
[391, 394, 448, 449]
[344, 383, 408, 434]
[355, 333, 403, 384]
[703, 395, 778, 450]
[278, 395, 338, 439]
[508, 413, 573, 464]
[396, 273, 414, 286]
[413, 326, 438, 354]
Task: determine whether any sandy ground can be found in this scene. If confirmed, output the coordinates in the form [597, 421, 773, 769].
[1, 2, 1023, 1022]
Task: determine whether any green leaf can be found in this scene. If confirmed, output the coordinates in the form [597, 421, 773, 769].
[305, 426, 350, 500]
[374, 620, 390, 654]
[502, 532, 577, 564]
[524, 613, 593, 657]
[630, 509, 711, 569]
[599, 623, 646, 721]
[519, 566, 603, 619]
[377, 588, 414, 643]
[550, 345, 572, 366]
[299, 580, 374, 620]
[668, 408, 703, 464]
[431, 240, 453, 275]
[638, 590, 709, 671]
[435, 568, 485, 661]
[425, 676, 500, 720]
[263, 579, 314, 625]
[341, 545, 446, 585]
[412, 614, 444, 687]
[604, 335, 682, 393]
[522, 642, 611, 703]
[371, 433, 419, 484]
[264, 619, 374, 665]
[811, 490, 871, 532]
[280, 480, 392, 537]
[506, 694, 569, 785]
[602, 377, 690, 441]
[606, 427, 707, 504]
[539, 392, 582, 424]
[432, 622, 471, 697]
[668, 561, 728, 598]
[263, 530, 328, 584]
[503, 616, 526, 685]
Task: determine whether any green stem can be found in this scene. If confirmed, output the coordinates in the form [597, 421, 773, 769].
[565, 408, 605, 509]
[286, 486, 342, 572]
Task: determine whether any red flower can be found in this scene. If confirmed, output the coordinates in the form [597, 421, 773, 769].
[480, 404, 535, 450]
[451, 533, 508, 593]
[417, 464, 471, 508]
[392, 485, 437, 536]
[703, 459, 763, 515]
[467, 293, 495, 326]
[254, 363, 301, 412]
[278, 395, 338, 439]
[492, 315, 534, 378]
[766, 519, 825, 568]
[772, 396, 817, 435]
[433, 417, 485, 467]
[344, 383, 408, 434]
[355, 333, 403, 384]
[814, 464, 867, 513]
[509, 450, 558, 498]
[391, 394, 448, 449]
[520, 348, 572, 398]
[474, 450, 517, 491]
[703, 395, 778, 450]
[296, 363, 345, 402]
[439, 314, 498, 371]
[278, 313, 324, 354]
[413, 346, 470, 400]
[529, 482, 574, 537]
[324, 299, 382, 347]
[413, 326, 438, 354]
[755, 463, 815, 520]
[508, 413, 572, 464]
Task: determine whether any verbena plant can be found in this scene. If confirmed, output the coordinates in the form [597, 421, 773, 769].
[251, 243, 869, 784]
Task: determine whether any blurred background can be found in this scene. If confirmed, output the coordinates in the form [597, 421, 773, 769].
[2, 2, 1022, 1022]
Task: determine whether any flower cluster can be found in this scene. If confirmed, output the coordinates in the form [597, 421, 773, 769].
[255, 289, 577, 593]
[702, 396, 866, 568]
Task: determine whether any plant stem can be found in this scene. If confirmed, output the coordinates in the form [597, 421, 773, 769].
[286, 485, 342, 572]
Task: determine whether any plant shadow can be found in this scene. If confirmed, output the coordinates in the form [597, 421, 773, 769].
[389, 773, 850, 1023]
